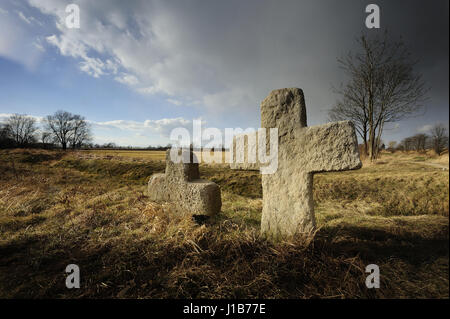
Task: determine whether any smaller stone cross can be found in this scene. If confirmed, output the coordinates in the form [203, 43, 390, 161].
[148, 149, 221, 216]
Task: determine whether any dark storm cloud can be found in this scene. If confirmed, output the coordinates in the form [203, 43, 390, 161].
[27, 0, 448, 141]
[151, 0, 449, 130]
[377, 0, 449, 112]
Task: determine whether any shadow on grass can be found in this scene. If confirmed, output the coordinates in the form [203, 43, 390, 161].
[0, 220, 447, 298]
[316, 225, 449, 265]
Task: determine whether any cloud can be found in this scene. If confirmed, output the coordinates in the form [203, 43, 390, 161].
[6, 0, 446, 133]
[46, 33, 116, 78]
[17, 11, 32, 24]
[92, 117, 198, 137]
[418, 124, 434, 133]
[145, 118, 194, 137]
[32, 39, 45, 52]
[417, 123, 449, 133]
[0, 6, 45, 70]
[25, 0, 364, 121]
[114, 73, 139, 86]
[0, 113, 44, 123]
[167, 99, 182, 106]
[16, 9, 43, 26]
[93, 117, 207, 146]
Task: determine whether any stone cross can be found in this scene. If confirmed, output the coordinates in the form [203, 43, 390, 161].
[231, 88, 361, 239]
[148, 149, 221, 217]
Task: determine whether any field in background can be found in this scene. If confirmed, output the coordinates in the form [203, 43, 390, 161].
[0, 149, 448, 298]
[79, 149, 167, 161]
[79, 149, 230, 163]
[80, 148, 450, 166]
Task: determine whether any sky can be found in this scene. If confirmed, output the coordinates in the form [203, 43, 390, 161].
[0, 0, 448, 147]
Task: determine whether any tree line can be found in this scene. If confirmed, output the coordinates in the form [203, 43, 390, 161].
[386, 123, 449, 155]
[0, 111, 173, 151]
[0, 111, 92, 150]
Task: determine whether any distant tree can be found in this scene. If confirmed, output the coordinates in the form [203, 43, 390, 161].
[429, 124, 448, 155]
[0, 123, 15, 148]
[329, 31, 428, 160]
[396, 143, 404, 152]
[102, 142, 117, 149]
[5, 114, 38, 147]
[69, 115, 92, 149]
[41, 131, 52, 144]
[38, 130, 55, 149]
[0, 124, 7, 139]
[387, 141, 397, 153]
[45, 111, 74, 150]
[45, 111, 91, 150]
[410, 133, 428, 152]
[401, 137, 414, 151]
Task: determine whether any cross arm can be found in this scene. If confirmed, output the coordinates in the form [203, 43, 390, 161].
[292, 121, 362, 173]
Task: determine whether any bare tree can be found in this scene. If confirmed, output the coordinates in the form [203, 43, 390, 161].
[0, 124, 8, 140]
[410, 133, 428, 152]
[69, 115, 92, 149]
[45, 111, 75, 150]
[0, 123, 14, 148]
[429, 124, 448, 156]
[45, 111, 92, 150]
[329, 73, 370, 155]
[329, 31, 428, 160]
[387, 141, 397, 153]
[41, 131, 52, 144]
[5, 114, 37, 147]
[401, 137, 414, 151]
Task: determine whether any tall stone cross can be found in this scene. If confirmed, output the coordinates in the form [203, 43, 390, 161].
[148, 149, 222, 217]
[232, 88, 361, 239]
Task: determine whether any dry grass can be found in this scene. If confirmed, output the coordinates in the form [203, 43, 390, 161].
[77, 149, 167, 161]
[0, 149, 448, 298]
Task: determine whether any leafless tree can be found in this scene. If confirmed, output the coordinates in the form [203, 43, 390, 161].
[387, 141, 397, 153]
[429, 124, 448, 156]
[45, 111, 92, 150]
[45, 111, 74, 150]
[401, 137, 414, 151]
[329, 31, 428, 160]
[0, 123, 14, 148]
[410, 133, 428, 152]
[41, 131, 52, 144]
[69, 115, 92, 149]
[0, 124, 8, 139]
[329, 74, 370, 155]
[5, 114, 38, 147]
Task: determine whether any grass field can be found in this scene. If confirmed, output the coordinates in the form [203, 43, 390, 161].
[0, 148, 448, 298]
[78, 149, 167, 161]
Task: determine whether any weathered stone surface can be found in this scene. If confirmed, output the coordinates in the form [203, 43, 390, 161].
[231, 88, 361, 239]
[148, 149, 221, 216]
[229, 88, 307, 171]
[261, 87, 307, 137]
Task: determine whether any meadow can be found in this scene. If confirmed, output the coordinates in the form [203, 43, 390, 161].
[0, 148, 448, 298]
